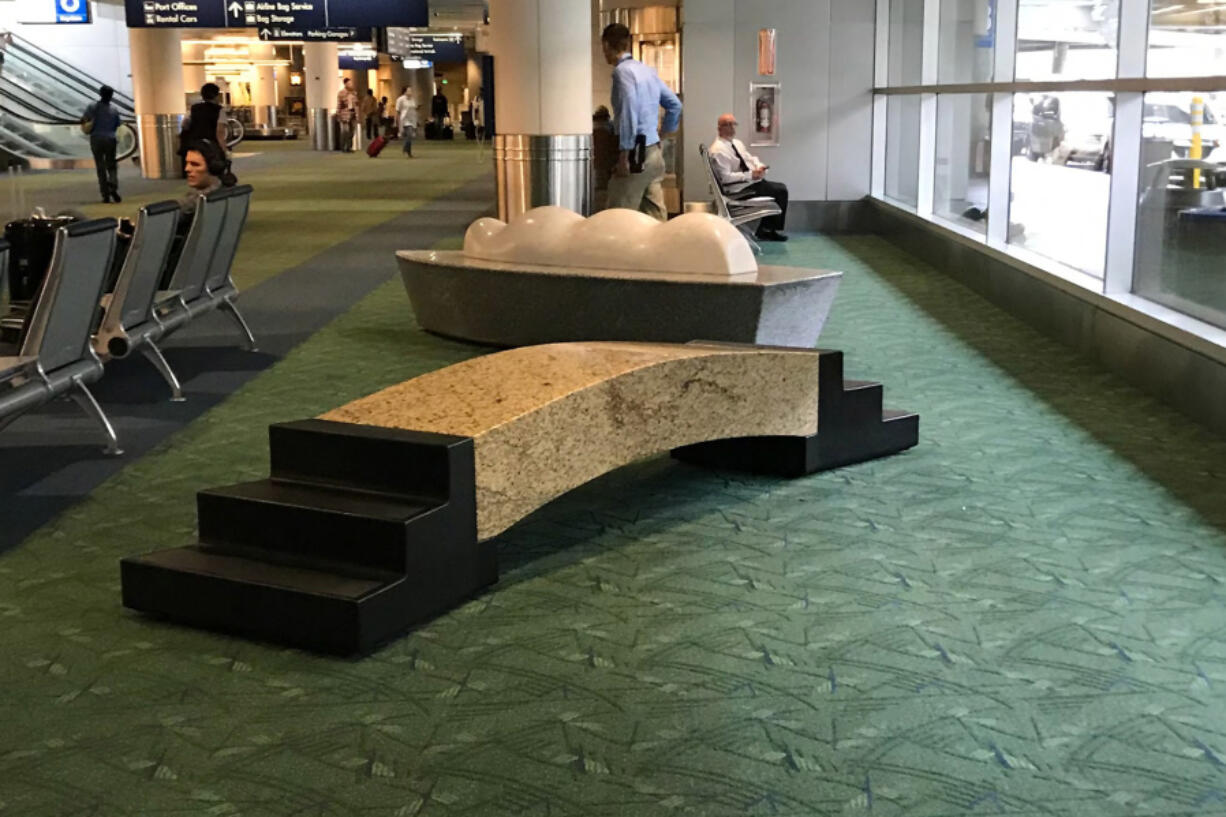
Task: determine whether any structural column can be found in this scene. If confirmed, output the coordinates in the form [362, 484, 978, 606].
[252, 44, 279, 132]
[130, 27, 186, 180]
[304, 42, 340, 150]
[489, 0, 593, 218]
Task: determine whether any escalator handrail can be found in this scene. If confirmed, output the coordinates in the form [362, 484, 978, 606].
[0, 47, 117, 123]
[0, 67, 91, 123]
[0, 84, 106, 126]
[3, 33, 136, 113]
[0, 87, 140, 162]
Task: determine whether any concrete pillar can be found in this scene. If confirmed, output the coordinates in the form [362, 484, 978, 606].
[304, 42, 339, 150]
[130, 27, 186, 179]
[252, 45, 278, 131]
[489, 0, 593, 218]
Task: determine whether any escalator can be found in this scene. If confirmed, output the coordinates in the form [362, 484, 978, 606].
[0, 32, 138, 167]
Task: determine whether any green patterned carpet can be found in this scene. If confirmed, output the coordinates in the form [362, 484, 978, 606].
[4, 230, 1226, 816]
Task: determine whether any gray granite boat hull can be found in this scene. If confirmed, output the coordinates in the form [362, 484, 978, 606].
[397, 250, 842, 348]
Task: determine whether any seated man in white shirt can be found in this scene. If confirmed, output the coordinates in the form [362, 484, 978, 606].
[708, 113, 789, 241]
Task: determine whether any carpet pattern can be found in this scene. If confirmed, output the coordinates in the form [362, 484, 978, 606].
[3, 234, 1226, 815]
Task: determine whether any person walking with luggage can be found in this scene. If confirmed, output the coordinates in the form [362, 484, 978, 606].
[396, 86, 418, 158]
[81, 85, 122, 203]
[360, 89, 379, 141]
[336, 78, 358, 152]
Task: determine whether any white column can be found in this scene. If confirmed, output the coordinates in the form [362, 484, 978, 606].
[489, 0, 593, 217]
[130, 27, 186, 179]
[252, 44, 278, 130]
[304, 42, 339, 149]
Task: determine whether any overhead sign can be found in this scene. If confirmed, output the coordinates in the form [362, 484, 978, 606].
[55, 0, 91, 23]
[387, 30, 466, 63]
[125, 0, 426, 29]
[258, 26, 371, 42]
[338, 52, 377, 69]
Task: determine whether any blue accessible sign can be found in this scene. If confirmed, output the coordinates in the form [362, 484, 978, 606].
[55, 0, 91, 23]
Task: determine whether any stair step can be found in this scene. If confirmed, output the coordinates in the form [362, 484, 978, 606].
[128, 545, 386, 598]
[820, 380, 884, 430]
[269, 420, 471, 500]
[197, 480, 442, 572]
[121, 546, 403, 654]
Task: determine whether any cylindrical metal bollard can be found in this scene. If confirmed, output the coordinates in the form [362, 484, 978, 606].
[493, 134, 592, 221]
[137, 112, 183, 179]
[309, 107, 335, 151]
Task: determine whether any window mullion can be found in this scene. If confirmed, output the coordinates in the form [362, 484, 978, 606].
[986, 0, 1018, 246]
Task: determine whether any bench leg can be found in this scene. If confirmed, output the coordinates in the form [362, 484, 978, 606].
[141, 340, 185, 402]
[737, 225, 763, 255]
[220, 297, 258, 352]
[69, 378, 122, 456]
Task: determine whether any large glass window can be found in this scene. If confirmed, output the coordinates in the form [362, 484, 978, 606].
[874, 0, 1226, 335]
[938, 0, 994, 83]
[1015, 0, 1120, 81]
[1149, 5, 1226, 78]
[886, 95, 923, 207]
[934, 94, 992, 232]
[1008, 92, 1115, 277]
[888, 0, 925, 86]
[1133, 92, 1226, 328]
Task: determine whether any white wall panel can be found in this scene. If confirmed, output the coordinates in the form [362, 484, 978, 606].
[682, 0, 874, 203]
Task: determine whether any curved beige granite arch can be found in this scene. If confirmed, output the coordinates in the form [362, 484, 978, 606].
[321, 342, 821, 539]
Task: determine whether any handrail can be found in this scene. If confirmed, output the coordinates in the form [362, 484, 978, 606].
[0, 61, 93, 123]
[3, 33, 135, 113]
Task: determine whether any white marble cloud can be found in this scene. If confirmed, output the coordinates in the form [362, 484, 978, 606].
[463, 206, 758, 276]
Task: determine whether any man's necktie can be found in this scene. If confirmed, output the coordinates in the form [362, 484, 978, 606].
[730, 142, 750, 173]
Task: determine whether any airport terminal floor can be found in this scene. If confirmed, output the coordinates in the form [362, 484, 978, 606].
[5, 142, 1226, 815]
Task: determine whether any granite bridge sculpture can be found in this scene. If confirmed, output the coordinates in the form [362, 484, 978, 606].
[121, 341, 918, 654]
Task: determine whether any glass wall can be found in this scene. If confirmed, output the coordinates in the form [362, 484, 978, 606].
[934, 93, 991, 231]
[1015, 0, 1120, 81]
[874, 0, 1226, 331]
[1008, 92, 1114, 276]
[886, 95, 923, 207]
[1149, 6, 1226, 78]
[938, 0, 992, 84]
[1133, 92, 1226, 327]
[887, 0, 924, 86]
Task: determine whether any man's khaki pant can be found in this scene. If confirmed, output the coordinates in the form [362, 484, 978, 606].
[605, 143, 667, 221]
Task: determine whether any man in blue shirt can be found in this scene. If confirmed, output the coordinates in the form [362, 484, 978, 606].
[602, 23, 682, 221]
[81, 85, 122, 203]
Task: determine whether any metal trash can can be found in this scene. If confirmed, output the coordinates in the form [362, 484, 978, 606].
[493, 134, 592, 221]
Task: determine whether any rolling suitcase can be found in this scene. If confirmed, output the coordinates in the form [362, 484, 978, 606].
[367, 135, 389, 157]
[4, 214, 75, 302]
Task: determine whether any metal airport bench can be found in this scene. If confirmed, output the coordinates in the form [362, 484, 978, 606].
[155, 184, 257, 354]
[0, 219, 122, 454]
[0, 185, 256, 451]
[94, 201, 185, 399]
[95, 185, 256, 402]
[699, 142, 782, 254]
